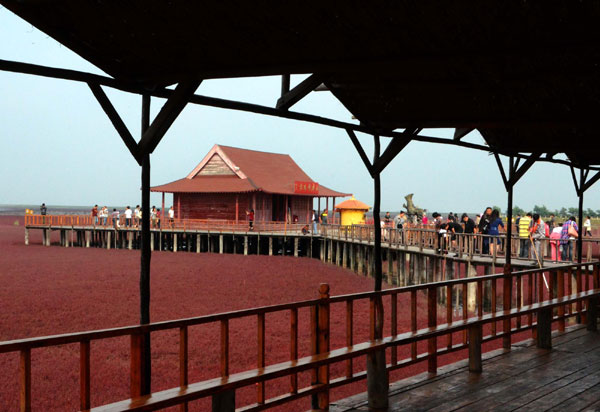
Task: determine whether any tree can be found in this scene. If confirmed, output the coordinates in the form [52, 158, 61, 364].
[568, 207, 579, 217]
[558, 207, 568, 217]
[585, 208, 597, 218]
[510, 205, 525, 216]
[533, 204, 551, 217]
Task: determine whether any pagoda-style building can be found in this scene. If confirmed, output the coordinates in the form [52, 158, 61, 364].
[151, 144, 350, 223]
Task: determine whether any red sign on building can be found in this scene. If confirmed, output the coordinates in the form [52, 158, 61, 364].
[294, 181, 319, 194]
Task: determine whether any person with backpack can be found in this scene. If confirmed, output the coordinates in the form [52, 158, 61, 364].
[561, 216, 579, 261]
[530, 213, 546, 264]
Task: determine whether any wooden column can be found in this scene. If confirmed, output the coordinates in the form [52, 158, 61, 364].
[139, 94, 152, 395]
[219, 235, 223, 254]
[537, 308, 553, 349]
[244, 236, 248, 255]
[24, 228, 29, 246]
[468, 324, 482, 373]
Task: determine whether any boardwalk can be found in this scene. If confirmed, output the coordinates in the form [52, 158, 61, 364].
[331, 325, 600, 412]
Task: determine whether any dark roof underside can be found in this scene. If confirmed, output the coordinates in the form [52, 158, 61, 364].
[3, 2, 600, 165]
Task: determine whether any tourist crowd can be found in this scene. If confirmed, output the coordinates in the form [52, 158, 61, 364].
[90, 205, 176, 229]
[382, 207, 590, 261]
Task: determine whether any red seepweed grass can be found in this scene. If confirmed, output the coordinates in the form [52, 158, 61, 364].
[0, 216, 540, 411]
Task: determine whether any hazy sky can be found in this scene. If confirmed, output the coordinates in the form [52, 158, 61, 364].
[1, 8, 598, 214]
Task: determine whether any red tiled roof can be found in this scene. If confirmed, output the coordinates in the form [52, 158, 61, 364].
[151, 145, 350, 197]
[150, 176, 257, 193]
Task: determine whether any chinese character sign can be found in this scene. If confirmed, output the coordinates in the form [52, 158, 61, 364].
[294, 181, 319, 194]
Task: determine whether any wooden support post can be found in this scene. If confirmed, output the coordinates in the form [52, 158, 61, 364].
[212, 390, 235, 412]
[350, 243, 355, 272]
[219, 235, 223, 254]
[320, 238, 325, 262]
[24, 228, 29, 246]
[244, 236, 248, 255]
[107, 231, 111, 250]
[468, 324, 482, 373]
[335, 241, 340, 265]
[128, 232, 133, 250]
[80, 340, 91, 411]
[294, 237, 299, 257]
[86, 231, 90, 248]
[269, 237, 273, 256]
[587, 296, 598, 331]
[343, 242, 348, 269]
[537, 308, 552, 349]
[196, 234, 201, 253]
[173, 233, 178, 253]
[150, 232, 154, 251]
[387, 249, 393, 284]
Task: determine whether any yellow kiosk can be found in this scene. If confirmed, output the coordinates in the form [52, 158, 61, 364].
[335, 196, 370, 226]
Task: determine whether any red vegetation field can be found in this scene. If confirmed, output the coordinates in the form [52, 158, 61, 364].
[0, 216, 530, 411]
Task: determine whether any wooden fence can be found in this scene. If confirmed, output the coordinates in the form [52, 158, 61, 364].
[1, 262, 599, 411]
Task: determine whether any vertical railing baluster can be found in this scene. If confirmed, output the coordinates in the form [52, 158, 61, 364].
[516, 274, 522, 329]
[491, 278, 497, 335]
[221, 319, 229, 377]
[446, 285, 452, 349]
[20, 348, 31, 412]
[557, 269, 565, 331]
[411, 290, 417, 359]
[80, 340, 91, 411]
[528, 273, 534, 327]
[427, 286, 437, 373]
[180, 326, 188, 412]
[576, 268, 583, 319]
[391, 294, 397, 365]
[257, 313, 265, 404]
[290, 308, 298, 394]
[346, 299, 353, 377]
[130, 333, 143, 398]
[477, 280, 483, 317]
[462, 282, 468, 344]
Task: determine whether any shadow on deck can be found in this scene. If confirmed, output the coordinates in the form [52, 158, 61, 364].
[331, 326, 600, 412]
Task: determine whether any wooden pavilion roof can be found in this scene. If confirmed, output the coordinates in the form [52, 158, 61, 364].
[2, 2, 600, 165]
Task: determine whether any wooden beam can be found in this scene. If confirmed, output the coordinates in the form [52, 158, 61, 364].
[371, 128, 419, 174]
[276, 74, 323, 110]
[137, 80, 201, 155]
[582, 170, 600, 193]
[570, 166, 581, 195]
[346, 129, 373, 176]
[88, 82, 141, 165]
[493, 152, 509, 191]
[509, 152, 541, 186]
[453, 128, 473, 141]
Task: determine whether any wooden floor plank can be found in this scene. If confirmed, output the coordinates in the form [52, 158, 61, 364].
[334, 328, 600, 412]
[546, 383, 600, 412]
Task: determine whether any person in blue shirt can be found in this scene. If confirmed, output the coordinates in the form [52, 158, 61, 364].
[488, 209, 505, 255]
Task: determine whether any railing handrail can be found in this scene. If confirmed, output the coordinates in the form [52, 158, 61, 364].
[2, 260, 595, 354]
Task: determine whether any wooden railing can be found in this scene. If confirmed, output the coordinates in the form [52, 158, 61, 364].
[2, 262, 599, 411]
[323, 224, 600, 263]
[24, 214, 307, 233]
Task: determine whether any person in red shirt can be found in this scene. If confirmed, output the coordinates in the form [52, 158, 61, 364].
[246, 209, 255, 231]
[91, 205, 98, 225]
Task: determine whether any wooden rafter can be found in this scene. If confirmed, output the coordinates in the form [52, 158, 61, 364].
[276, 74, 324, 110]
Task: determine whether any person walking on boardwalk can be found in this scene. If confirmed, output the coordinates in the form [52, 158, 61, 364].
[488, 209, 505, 256]
[478, 207, 492, 254]
[584, 216, 592, 236]
[519, 212, 532, 258]
[111, 208, 120, 229]
[530, 213, 546, 263]
[151, 206, 157, 228]
[550, 222, 563, 261]
[561, 216, 579, 261]
[246, 209, 255, 231]
[91, 205, 98, 225]
[124, 206, 132, 227]
[134, 205, 140, 227]
[311, 209, 319, 234]
[169, 206, 175, 228]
